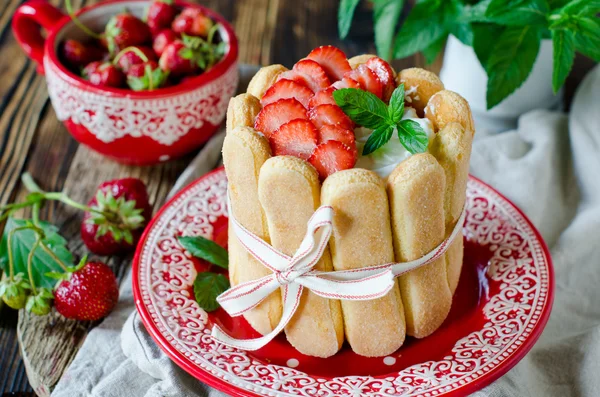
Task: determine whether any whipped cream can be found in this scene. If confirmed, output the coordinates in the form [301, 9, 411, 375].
[354, 107, 434, 179]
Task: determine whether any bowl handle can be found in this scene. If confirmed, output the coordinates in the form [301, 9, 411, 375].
[12, 0, 65, 75]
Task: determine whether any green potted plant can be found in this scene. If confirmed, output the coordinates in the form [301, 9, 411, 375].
[339, 0, 599, 130]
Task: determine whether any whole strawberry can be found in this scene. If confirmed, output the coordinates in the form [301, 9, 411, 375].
[83, 61, 125, 88]
[104, 13, 152, 54]
[159, 40, 197, 76]
[81, 178, 152, 255]
[0, 273, 31, 310]
[171, 7, 214, 38]
[115, 46, 156, 73]
[152, 29, 178, 57]
[146, 0, 177, 34]
[126, 61, 169, 91]
[53, 260, 119, 321]
[61, 39, 104, 69]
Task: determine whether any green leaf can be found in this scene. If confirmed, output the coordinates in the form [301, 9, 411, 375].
[397, 120, 429, 154]
[362, 125, 395, 156]
[0, 218, 73, 290]
[572, 16, 600, 61]
[450, 22, 474, 46]
[394, 0, 448, 59]
[486, 0, 550, 25]
[193, 272, 229, 312]
[559, 0, 600, 16]
[373, 0, 405, 60]
[551, 29, 575, 93]
[422, 35, 448, 64]
[338, 0, 361, 39]
[486, 26, 542, 109]
[388, 84, 405, 123]
[460, 0, 494, 23]
[178, 235, 229, 269]
[179, 48, 194, 60]
[548, 0, 571, 9]
[472, 23, 506, 68]
[333, 88, 391, 129]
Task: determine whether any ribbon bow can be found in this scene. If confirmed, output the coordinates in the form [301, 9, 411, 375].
[211, 192, 466, 351]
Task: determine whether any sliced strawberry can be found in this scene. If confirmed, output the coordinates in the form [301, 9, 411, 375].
[366, 57, 396, 101]
[261, 79, 314, 108]
[308, 140, 357, 180]
[344, 64, 384, 99]
[332, 77, 361, 90]
[269, 120, 318, 160]
[318, 125, 356, 147]
[306, 45, 351, 82]
[254, 98, 308, 139]
[309, 104, 354, 130]
[277, 59, 330, 93]
[308, 87, 336, 108]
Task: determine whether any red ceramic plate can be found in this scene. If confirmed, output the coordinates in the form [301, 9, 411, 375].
[133, 167, 554, 397]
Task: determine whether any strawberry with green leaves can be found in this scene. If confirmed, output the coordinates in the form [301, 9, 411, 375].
[104, 12, 152, 55]
[0, 273, 30, 309]
[146, 0, 177, 34]
[172, 7, 214, 38]
[113, 47, 168, 91]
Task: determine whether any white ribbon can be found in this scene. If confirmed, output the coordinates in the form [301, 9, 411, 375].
[211, 192, 467, 351]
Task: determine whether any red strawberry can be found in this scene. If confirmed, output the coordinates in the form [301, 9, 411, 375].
[53, 260, 119, 321]
[308, 140, 357, 180]
[309, 104, 354, 130]
[81, 178, 152, 255]
[278, 59, 331, 93]
[318, 125, 356, 148]
[159, 40, 197, 76]
[254, 98, 308, 139]
[331, 77, 361, 90]
[366, 57, 396, 101]
[83, 62, 125, 88]
[146, 0, 177, 34]
[172, 7, 214, 37]
[126, 61, 168, 91]
[309, 87, 336, 108]
[269, 120, 318, 160]
[261, 79, 314, 108]
[153, 29, 178, 57]
[61, 39, 104, 69]
[115, 46, 156, 73]
[307, 45, 351, 81]
[344, 64, 384, 98]
[104, 13, 152, 54]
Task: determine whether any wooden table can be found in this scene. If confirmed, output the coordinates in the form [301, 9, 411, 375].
[0, 0, 593, 395]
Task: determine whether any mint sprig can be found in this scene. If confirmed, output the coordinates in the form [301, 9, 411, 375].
[333, 85, 429, 156]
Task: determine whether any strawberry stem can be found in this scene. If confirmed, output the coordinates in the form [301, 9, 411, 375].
[27, 237, 41, 295]
[65, 0, 102, 39]
[113, 46, 149, 66]
[37, 239, 70, 273]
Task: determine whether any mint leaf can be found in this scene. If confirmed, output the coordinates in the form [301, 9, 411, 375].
[422, 35, 448, 64]
[178, 235, 228, 269]
[397, 120, 428, 154]
[394, 0, 448, 59]
[363, 125, 394, 156]
[486, 0, 550, 26]
[473, 23, 506, 68]
[193, 272, 229, 312]
[486, 26, 542, 109]
[552, 29, 575, 93]
[338, 0, 361, 39]
[0, 218, 73, 289]
[572, 16, 600, 61]
[373, 0, 405, 60]
[460, 0, 494, 22]
[388, 84, 405, 123]
[450, 23, 474, 46]
[559, 0, 600, 16]
[333, 88, 391, 129]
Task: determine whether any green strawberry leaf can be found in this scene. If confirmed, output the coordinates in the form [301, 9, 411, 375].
[333, 88, 391, 130]
[393, 0, 449, 59]
[388, 84, 405, 123]
[397, 120, 429, 154]
[551, 29, 575, 93]
[422, 35, 448, 65]
[362, 125, 395, 156]
[486, 25, 542, 109]
[473, 23, 506, 68]
[193, 272, 229, 312]
[486, 0, 550, 26]
[338, 0, 361, 39]
[373, 0, 405, 61]
[178, 235, 228, 269]
[0, 218, 73, 290]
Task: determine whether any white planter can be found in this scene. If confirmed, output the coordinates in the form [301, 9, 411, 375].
[440, 35, 562, 133]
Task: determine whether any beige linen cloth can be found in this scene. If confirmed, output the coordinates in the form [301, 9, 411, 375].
[52, 64, 600, 397]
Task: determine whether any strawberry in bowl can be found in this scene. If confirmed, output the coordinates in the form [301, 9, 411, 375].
[12, 0, 238, 165]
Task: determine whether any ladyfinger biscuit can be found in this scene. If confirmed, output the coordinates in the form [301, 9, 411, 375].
[322, 169, 406, 357]
[397, 68, 444, 116]
[430, 122, 473, 294]
[222, 126, 282, 335]
[258, 156, 344, 358]
[247, 64, 288, 99]
[387, 154, 452, 338]
[348, 54, 376, 69]
[424, 90, 475, 134]
[226, 93, 262, 134]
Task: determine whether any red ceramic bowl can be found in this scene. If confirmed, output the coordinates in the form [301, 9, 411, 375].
[12, 0, 239, 165]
